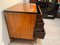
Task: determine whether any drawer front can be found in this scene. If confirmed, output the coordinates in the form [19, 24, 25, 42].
[34, 29, 45, 39]
[37, 15, 43, 18]
[34, 21, 44, 32]
[36, 15, 43, 22]
[35, 22, 44, 28]
[34, 28, 44, 32]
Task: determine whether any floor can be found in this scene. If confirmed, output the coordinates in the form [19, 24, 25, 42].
[9, 18, 60, 45]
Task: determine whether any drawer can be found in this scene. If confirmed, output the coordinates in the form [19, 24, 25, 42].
[34, 21, 44, 32]
[37, 15, 43, 18]
[34, 29, 45, 39]
[34, 28, 44, 32]
[36, 15, 43, 22]
[35, 21, 44, 29]
[36, 18, 43, 22]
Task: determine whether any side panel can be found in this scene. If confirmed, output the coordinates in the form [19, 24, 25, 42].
[4, 12, 36, 40]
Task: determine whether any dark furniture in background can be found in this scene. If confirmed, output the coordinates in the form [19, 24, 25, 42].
[57, 4, 60, 18]
[30, 0, 59, 19]
[30, 0, 58, 3]
[36, 1, 59, 19]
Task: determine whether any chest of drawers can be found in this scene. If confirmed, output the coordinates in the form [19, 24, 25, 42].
[4, 3, 45, 40]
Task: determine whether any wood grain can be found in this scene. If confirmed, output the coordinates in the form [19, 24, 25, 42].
[4, 12, 36, 40]
[4, 3, 43, 40]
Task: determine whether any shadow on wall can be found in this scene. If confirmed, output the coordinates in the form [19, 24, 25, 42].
[2, 11, 10, 45]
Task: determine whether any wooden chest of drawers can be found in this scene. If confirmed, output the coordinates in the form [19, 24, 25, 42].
[4, 3, 45, 40]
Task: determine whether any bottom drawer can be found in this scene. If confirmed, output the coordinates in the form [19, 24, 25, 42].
[34, 21, 44, 32]
[34, 29, 45, 39]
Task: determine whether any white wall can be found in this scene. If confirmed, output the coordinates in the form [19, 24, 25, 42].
[0, 0, 24, 45]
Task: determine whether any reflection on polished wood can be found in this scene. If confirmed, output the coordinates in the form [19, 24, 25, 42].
[5, 3, 37, 13]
